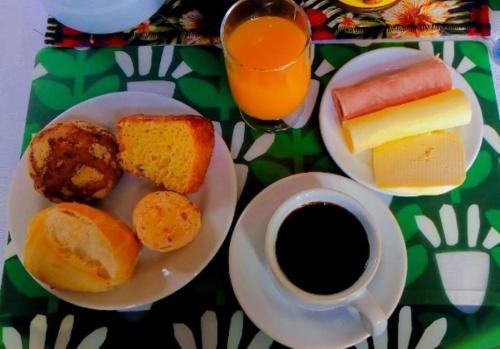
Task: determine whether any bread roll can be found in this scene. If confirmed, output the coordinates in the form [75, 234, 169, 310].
[116, 114, 214, 194]
[27, 120, 122, 202]
[24, 203, 141, 292]
[133, 191, 201, 252]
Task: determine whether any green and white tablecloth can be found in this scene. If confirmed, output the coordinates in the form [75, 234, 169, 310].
[1, 40, 499, 348]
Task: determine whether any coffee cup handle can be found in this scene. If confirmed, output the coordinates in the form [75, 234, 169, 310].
[351, 291, 387, 337]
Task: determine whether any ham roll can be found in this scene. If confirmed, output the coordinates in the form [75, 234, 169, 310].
[332, 58, 452, 122]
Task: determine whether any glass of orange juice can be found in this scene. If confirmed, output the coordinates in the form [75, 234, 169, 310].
[221, 0, 312, 132]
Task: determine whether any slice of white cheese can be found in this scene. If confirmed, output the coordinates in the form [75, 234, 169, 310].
[373, 131, 466, 191]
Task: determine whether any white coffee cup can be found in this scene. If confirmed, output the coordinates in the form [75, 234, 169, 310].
[265, 188, 387, 336]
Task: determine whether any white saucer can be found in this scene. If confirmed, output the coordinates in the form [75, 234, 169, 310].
[319, 47, 484, 197]
[229, 172, 406, 349]
[8, 92, 237, 310]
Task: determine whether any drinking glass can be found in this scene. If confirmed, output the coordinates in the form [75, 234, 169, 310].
[221, 0, 312, 132]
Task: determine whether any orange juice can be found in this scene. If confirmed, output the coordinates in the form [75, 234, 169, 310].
[225, 16, 311, 120]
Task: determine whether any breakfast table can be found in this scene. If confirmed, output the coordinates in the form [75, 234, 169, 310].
[1, 1, 500, 349]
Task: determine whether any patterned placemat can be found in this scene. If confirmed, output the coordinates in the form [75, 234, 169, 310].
[44, 0, 491, 47]
[1, 41, 499, 348]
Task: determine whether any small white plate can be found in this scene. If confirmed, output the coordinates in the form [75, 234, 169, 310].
[229, 172, 406, 349]
[319, 47, 484, 197]
[8, 92, 237, 310]
[40, 0, 165, 34]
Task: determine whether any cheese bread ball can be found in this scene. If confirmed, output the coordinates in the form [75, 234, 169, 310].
[133, 191, 201, 252]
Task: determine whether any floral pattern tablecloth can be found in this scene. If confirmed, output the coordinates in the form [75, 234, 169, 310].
[44, 0, 492, 47]
[1, 40, 499, 348]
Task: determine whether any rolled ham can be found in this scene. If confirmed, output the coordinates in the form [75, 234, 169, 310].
[332, 58, 452, 122]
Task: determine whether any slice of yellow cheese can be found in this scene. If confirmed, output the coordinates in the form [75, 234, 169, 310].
[343, 89, 471, 154]
[373, 131, 465, 192]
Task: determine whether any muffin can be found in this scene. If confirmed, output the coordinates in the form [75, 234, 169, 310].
[133, 191, 201, 252]
[27, 120, 122, 202]
[116, 114, 214, 194]
[24, 202, 141, 292]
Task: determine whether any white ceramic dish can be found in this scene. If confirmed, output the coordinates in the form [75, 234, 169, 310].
[40, 0, 165, 34]
[8, 92, 237, 310]
[319, 47, 484, 197]
[229, 172, 407, 349]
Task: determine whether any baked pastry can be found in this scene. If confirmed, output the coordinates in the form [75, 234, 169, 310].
[116, 114, 214, 194]
[27, 120, 122, 202]
[133, 191, 201, 252]
[24, 202, 141, 292]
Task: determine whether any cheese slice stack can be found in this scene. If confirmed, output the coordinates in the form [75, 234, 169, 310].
[373, 131, 465, 194]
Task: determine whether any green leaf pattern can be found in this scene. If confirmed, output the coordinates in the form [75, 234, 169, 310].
[485, 209, 500, 231]
[458, 42, 490, 71]
[176, 49, 236, 121]
[4, 258, 48, 298]
[177, 77, 222, 108]
[250, 159, 292, 186]
[180, 47, 223, 76]
[37, 49, 79, 78]
[406, 245, 429, 286]
[396, 204, 424, 240]
[33, 49, 121, 111]
[33, 79, 74, 110]
[449, 151, 493, 203]
[83, 49, 117, 75]
[464, 72, 497, 102]
[83, 75, 121, 100]
[320, 45, 358, 69]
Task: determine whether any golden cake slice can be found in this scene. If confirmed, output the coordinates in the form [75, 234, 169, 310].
[133, 191, 201, 252]
[24, 203, 141, 293]
[116, 114, 214, 194]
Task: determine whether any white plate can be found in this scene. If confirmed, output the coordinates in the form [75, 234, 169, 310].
[40, 0, 165, 34]
[229, 172, 406, 349]
[319, 47, 484, 197]
[8, 92, 237, 310]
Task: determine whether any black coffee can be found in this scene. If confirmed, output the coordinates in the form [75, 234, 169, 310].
[275, 202, 369, 295]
